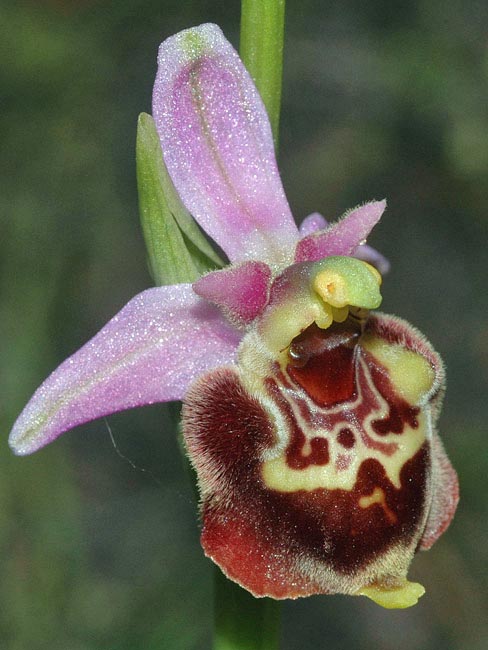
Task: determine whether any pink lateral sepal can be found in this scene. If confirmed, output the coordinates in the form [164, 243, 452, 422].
[419, 432, 459, 550]
[193, 262, 272, 326]
[9, 284, 240, 456]
[294, 200, 386, 263]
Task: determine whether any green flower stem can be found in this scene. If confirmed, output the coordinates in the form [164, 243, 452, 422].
[214, 567, 282, 650]
[240, 0, 286, 147]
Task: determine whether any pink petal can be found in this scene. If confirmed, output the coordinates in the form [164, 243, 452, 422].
[298, 211, 390, 274]
[193, 262, 272, 326]
[294, 200, 386, 263]
[353, 243, 391, 275]
[153, 24, 298, 265]
[9, 285, 240, 456]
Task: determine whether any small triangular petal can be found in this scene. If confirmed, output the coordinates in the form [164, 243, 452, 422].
[9, 285, 240, 455]
[295, 200, 386, 263]
[298, 211, 390, 274]
[153, 24, 298, 265]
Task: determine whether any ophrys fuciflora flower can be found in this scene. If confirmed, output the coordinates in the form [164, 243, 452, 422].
[9, 24, 458, 609]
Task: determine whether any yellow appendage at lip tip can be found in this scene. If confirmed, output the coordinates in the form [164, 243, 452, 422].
[356, 580, 425, 609]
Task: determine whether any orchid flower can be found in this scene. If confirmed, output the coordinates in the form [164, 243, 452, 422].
[8, 24, 458, 609]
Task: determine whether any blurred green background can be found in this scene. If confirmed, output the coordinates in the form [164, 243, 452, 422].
[1, 1, 487, 648]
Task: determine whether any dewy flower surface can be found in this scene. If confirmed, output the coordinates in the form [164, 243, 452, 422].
[8, 24, 458, 608]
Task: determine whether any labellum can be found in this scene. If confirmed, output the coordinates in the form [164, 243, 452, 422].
[8, 24, 458, 609]
[183, 257, 458, 608]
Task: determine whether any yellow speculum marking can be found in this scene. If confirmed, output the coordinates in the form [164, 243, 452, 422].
[261, 414, 427, 494]
[359, 487, 397, 524]
[260, 337, 433, 495]
[250, 256, 434, 497]
[261, 407, 428, 494]
[360, 334, 435, 405]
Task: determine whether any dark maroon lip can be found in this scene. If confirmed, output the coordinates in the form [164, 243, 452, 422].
[182, 306, 448, 598]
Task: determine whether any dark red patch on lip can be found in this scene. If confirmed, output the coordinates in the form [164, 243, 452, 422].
[183, 368, 275, 490]
[372, 402, 419, 435]
[182, 308, 457, 599]
[337, 428, 355, 448]
[183, 366, 430, 598]
[286, 320, 421, 440]
[287, 321, 360, 407]
[254, 446, 429, 576]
